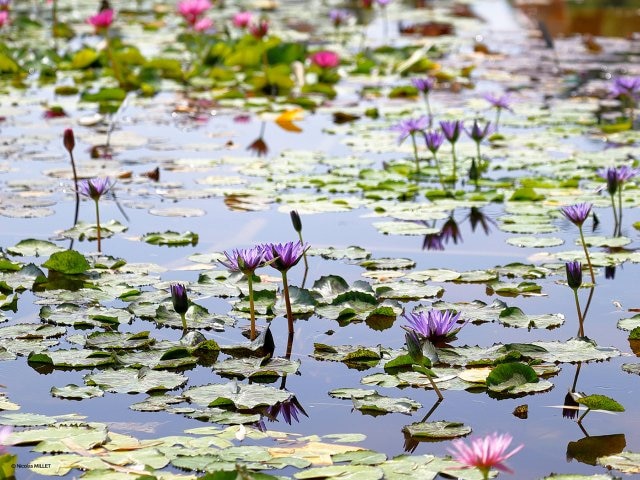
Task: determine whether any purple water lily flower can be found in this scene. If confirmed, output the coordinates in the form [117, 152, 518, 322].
[615, 165, 640, 183]
[484, 93, 514, 112]
[565, 261, 582, 290]
[440, 120, 464, 143]
[392, 116, 429, 144]
[404, 308, 462, 340]
[220, 246, 266, 274]
[560, 203, 592, 227]
[466, 120, 493, 143]
[264, 241, 308, 272]
[610, 76, 640, 99]
[597, 167, 619, 195]
[78, 177, 112, 201]
[411, 77, 434, 94]
[424, 130, 444, 153]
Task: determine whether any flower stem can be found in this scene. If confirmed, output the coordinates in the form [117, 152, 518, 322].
[451, 142, 457, 187]
[411, 133, 420, 174]
[427, 372, 443, 400]
[69, 150, 79, 226]
[573, 288, 584, 337]
[578, 226, 595, 284]
[94, 199, 102, 253]
[495, 107, 502, 132]
[617, 186, 623, 236]
[105, 34, 125, 89]
[297, 231, 308, 271]
[433, 153, 445, 189]
[248, 273, 256, 341]
[180, 312, 187, 331]
[281, 270, 294, 336]
[424, 95, 432, 126]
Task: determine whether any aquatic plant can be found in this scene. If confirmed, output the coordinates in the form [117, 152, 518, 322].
[597, 165, 639, 235]
[289, 210, 308, 272]
[170, 283, 189, 331]
[449, 432, 523, 479]
[610, 76, 640, 125]
[403, 308, 462, 341]
[264, 241, 308, 337]
[63, 128, 79, 226]
[561, 203, 595, 283]
[440, 120, 463, 185]
[78, 178, 112, 253]
[565, 261, 585, 337]
[484, 93, 513, 132]
[424, 129, 445, 187]
[220, 246, 268, 340]
[392, 116, 429, 174]
[232, 11, 253, 29]
[466, 120, 492, 180]
[404, 330, 443, 399]
[177, 0, 212, 27]
[411, 77, 434, 124]
[310, 50, 339, 69]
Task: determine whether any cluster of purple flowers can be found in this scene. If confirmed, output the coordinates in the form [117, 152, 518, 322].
[220, 241, 308, 274]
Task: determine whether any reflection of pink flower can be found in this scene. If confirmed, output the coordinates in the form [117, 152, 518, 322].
[87, 9, 114, 32]
[232, 11, 253, 29]
[0, 11, 9, 28]
[193, 17, 213, 32]
[449, 433, 523, 478]
[310, 50, 340, 69]
[0, 426, 13, 454]
[177, 0, 211, 25]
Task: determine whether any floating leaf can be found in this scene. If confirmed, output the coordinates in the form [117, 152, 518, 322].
[498, 307, 564, 329]
[50, 385, 105, 400]
[576, 394, 624, 412]
[142, 231, 199, 246]
[84, 368, 188, 393]
[184, 382, 292, 410]
[42, 250, 90, 274]
[598, 452, 640, 474]
[402, 421, 471, 440]
[486, 363, 538, 393]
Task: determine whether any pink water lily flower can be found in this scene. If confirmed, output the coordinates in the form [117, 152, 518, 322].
[87, 9, 114, 32]
[310, 50, 340, 69]
[193, 17, 213, 32]
[177, 0, 211, 25]
[0, 11, 9, 28]
[0, 425, 12, 454]
[232, 11, 253, 29]
[449, 432, 523, 479]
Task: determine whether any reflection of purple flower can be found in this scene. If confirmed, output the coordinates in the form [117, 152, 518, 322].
[0, 425, 12, 454]
[560, 203, 592, 227]
[440, 216, 462, 244]
[78, 177, 112, 201]
[565, 261, 582, 290]
[466, 120, 493, 143]
[220, 246, 266, 274]
[424, 130, 444, 153]
[266, 396, 308, 425]
[391, 116, 429, 143]
[264, 241, 308, 272]
[467, 207, 494, 235]
[610, 76, 640, 99]
[411, 77, 434, 94]
[439, 120, 463, 144]
[423, 233, 445, 251]
[404, 308, 462, 340]
[484, 93, 514, 112]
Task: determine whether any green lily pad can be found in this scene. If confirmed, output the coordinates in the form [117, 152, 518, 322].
[213, 357, 301, 380]
[84, 368, 188, 393]
[294, 465, 384, 479]
[352, 393, 421, 415]
[506, 236, 564, 248]
[7, 239, 64, 257]
[142, 231, 199, 246]
[59, 220, 128, 241]
[184, 382, 293, 410]
[10, 423, 108, 451]
[486, 363, 539, 393]
[42, 250, 90, 274]
[598, 452, 640, 474]
[50, 385, 105, 400]
[359, 258, 416, 270]
[28, 350, 116, 369]
[402, 421, 472, 440]
[498, 307, 564, 329]
[577, 394, 624, 412]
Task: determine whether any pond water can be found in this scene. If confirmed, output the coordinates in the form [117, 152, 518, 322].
[1, 0, 640, 479]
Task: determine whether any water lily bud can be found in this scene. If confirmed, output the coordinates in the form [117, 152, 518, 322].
[170, 283, 189, 315]
[405, 330, 424, 364]
[290, 210, 302, 233]
[565, 261, 582, 290]
[63, 128, 75, 153]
